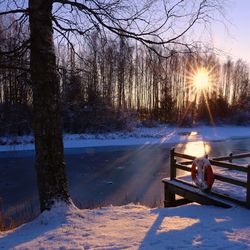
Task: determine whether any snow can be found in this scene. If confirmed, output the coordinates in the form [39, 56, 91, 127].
[1, 202, 250, 249]
[0, 126, 250, 249]
[0, 125, 250, 152]
[179, 167, 248, 202]
[188, 176, 247, 202]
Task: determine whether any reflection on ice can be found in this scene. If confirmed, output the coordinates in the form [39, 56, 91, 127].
[189, 131, 198, 136]
[177, 140, 211, 158]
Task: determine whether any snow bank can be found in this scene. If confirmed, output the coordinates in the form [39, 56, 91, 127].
[1, 202, 250, 249]
[1, 125, 250, 152]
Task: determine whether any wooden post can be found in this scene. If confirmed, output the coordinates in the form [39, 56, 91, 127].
[164, 183, 175, 207]
[164, 148, 176, 207]
[170, 148, 176, 180]
[229, 153, 233, 163]
[247, 164, 250, 208]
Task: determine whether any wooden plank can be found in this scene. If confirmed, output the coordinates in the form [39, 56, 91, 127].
[210, 190, 246, 207]
[175, 163, 191, 172]
[173, 151, 247, 172]
[209, 160, 247, 172]
[177, 161, 246, 174]
[214, 173, 247, 187]
[175, 163, 247, 187]
[172, 178, 246, 207]
[174, 152, 196, 160]
[213, 153, 250, 161]
[164, 198, 191, 208]
[179, 160, 193, 165]
[163, 180, 232, 208]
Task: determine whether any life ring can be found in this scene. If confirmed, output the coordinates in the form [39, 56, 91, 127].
[191, 157, 214, 191]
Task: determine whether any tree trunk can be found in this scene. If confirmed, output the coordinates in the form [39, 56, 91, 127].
[29, 0, 70, 211]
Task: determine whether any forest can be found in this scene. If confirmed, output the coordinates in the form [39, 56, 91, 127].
[1, 3, 250, 248]
[1, 15, 250, 136]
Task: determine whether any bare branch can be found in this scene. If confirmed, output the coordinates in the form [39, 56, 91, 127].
[0, 8, 28, 16]
[0, 39, 30, 56]
[52, 0, 223, 53]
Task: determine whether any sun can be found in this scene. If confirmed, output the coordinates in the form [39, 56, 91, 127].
[193, 68, 209, 90]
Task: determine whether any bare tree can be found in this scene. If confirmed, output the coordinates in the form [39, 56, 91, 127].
[0, 0, 225, 211]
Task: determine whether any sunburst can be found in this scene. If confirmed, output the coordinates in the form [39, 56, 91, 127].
[193, 67, 210, 91]
[180, 62, 219, 126]
[186, 63, 217, 95]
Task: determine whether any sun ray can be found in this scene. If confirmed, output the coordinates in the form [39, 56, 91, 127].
[181, 61, 220, 126]
[202, 90, 215, 126]
[178, 100, 194, 126]
[185, 63, 218, 95]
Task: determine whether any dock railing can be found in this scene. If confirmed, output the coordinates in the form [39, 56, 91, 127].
[169, 148, 250, 208]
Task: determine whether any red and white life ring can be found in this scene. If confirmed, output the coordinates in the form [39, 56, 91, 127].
[191, 157, 214, 191]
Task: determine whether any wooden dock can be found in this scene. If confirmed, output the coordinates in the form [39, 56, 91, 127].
[162, 149, 250, 208]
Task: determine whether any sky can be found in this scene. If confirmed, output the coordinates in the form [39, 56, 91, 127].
[211, 0, 250, 64]
[0, 0, 249, 64]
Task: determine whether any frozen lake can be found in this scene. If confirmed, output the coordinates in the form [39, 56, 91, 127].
[0, 137, 250, 227]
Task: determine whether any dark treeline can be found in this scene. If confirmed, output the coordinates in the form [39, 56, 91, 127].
[1, 19, 250, 136]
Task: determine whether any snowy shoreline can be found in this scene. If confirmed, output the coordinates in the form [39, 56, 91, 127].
[1, 202, 250, 249]
[0, 125, 250, 152]
[1, 126, 250, 249]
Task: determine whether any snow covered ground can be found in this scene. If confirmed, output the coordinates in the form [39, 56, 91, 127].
[1, 202, 250, 249]
[0, 126, 250, 249]
[0, 125, 250, 152]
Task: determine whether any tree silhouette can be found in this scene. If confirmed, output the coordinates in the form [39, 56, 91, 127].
[0, 0, 224, 211]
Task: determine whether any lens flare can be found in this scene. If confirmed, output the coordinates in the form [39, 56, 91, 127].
[193, 68, 209, 90]
[179, 62, 218, 127]
[185, 64, 217, 95]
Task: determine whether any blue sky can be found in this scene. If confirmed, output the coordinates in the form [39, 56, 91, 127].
[1, 0, 249, 64]
[211, 0, 250, 63]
